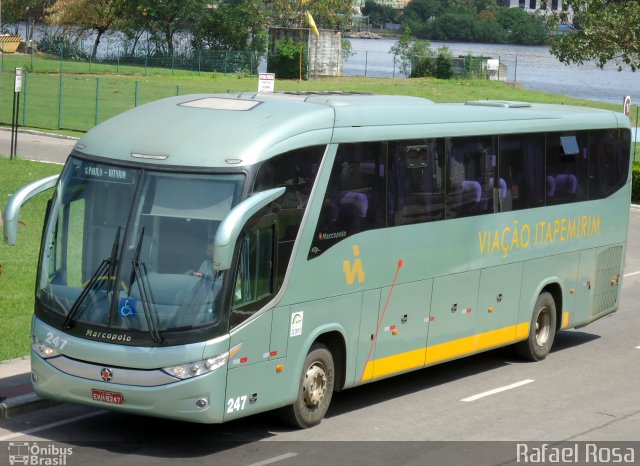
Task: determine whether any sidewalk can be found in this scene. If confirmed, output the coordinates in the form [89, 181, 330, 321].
[0, 127, 77, 164]
[0, 357, 57, 419]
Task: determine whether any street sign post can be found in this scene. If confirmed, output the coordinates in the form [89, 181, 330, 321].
[258, 73, 275, 93]
[10, 68, 23, 160]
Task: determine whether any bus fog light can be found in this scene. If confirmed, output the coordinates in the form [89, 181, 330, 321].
[195, 398, 208, 408]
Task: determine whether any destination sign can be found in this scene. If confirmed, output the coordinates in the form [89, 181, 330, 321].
[73, 162, 137, 184]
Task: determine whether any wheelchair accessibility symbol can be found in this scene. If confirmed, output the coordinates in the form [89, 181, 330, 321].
[118, 297, 137, 317]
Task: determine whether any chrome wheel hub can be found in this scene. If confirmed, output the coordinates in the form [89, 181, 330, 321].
[535, 307, 551, 346]
[303, 363, 327, 408]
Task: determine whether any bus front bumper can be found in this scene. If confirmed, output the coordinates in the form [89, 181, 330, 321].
[31, 351, 228, 424]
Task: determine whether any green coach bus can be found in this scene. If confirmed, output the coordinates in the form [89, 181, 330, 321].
[4, 93, 632, 428]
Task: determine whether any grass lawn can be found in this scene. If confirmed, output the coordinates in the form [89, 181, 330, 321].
[0, 158, 63, 360]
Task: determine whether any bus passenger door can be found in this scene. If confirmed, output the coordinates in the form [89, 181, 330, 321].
[426, 271, 480, 366]
[360, 280, 433, 382]
[476, 263, 523, 349]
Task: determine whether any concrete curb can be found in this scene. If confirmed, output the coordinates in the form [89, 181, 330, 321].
[0, 392, 58, 419]
[0, 357, 59, 419]
[0, 126, 80, 141]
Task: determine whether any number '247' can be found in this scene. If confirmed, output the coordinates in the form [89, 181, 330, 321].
[44, 332, 68, 350]
[226, 395, 247, 413]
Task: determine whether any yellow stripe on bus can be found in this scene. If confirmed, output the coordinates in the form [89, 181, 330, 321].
[361, 322, 531, 383]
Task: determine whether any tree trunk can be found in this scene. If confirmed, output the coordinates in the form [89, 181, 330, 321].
[130, 29, 144, 56]
[92, 28, 106, 62]
[28, 19, 36, 41]
[165, 30, 174, 56]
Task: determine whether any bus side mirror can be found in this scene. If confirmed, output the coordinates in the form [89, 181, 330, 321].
[213, 187, 285, 271]
[3, 175, 59, 246]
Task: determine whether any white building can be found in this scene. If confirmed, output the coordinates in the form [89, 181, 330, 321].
[504, 0, 564, 13]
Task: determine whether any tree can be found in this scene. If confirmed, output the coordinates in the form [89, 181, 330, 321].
[192, 0, 268, 69]
[131, 0, 208, 55]
[46, 0, 123, 60]
[402, 0, 443, 37]
[3, 0, 51, 37]
[269, 0, 354, 30]
[361, 0, 399, 27]
[498, 6, 546, 45]
[390, 28, 436, 77]
[544, 0, 640, 71]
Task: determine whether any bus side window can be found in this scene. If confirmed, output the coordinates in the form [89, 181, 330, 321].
[446, 136, 496, 219]
[390, 139, 445, 225]
[498, 134, 545, 211]
[230, 221, 275, 328]
[546, 131, 588, 205]
[309, 142, 386, 258]
[253, 145, 325, 288]
[589, 129, 631, 200]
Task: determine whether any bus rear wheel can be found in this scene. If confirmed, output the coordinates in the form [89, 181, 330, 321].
[515, 291, 557, 361]
[280, 343, 334, 429]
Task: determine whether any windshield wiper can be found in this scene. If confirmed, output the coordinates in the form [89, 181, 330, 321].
[63, 227, 122, 329]
[128, 229, 162, 343]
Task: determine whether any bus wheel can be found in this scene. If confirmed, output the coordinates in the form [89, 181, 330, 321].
[515, 291, 557, 361]
[280, 343, 334, 429]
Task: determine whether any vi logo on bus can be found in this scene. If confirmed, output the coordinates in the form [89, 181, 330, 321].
[343, 245, 365, 285]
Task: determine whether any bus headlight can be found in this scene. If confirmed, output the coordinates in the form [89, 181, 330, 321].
[162, 352, 229, 380]
[31, 335, 60, 359]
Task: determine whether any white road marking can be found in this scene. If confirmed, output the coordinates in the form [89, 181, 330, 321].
[461, 379, 535, 402]
[635, 346, 640, 350]
[623, 270, 640, 278]
[247, 452, 298, 466]
[0, 411, 105, 441]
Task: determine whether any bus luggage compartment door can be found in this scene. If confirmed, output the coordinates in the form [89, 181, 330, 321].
[360, 280, 433, 382]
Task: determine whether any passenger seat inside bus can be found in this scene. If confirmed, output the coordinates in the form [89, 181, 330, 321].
[546, 173, 577, 201]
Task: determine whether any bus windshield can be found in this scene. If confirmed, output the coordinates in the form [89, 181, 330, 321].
[36, 157, 244, 345]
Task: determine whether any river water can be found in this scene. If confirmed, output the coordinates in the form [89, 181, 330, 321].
[345, 38, 639, 106]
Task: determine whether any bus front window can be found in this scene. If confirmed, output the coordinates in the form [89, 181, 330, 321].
[37, 157, 244, 345]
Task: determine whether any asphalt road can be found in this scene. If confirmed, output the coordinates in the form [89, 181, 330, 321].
[0, 128, 76, 164]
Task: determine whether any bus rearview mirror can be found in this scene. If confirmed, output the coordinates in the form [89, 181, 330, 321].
[3, 175, 59, 246]
[213, 187, 285, 271]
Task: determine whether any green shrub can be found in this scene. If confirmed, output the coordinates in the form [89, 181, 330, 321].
[434, 47, 454, 79]
[632, 163, 640, 203]
[37, 32, 89, 61]
[267, 38, 308, 80]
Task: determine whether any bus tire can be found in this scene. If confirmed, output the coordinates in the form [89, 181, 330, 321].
[515, 291, 557, 361]
[280, 343, 334, 429]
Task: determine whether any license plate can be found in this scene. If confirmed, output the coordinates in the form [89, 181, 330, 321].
[91, 389, 124, 405]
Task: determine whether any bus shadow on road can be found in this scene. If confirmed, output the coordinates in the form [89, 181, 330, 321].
[324, 329, 601, 420]
[551, 329, 601, 353]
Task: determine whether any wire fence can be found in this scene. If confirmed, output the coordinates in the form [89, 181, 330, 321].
[0, 72, 248, 133]
[1, 43, 516, 80]
[1, 47, 261, 77]
[343, 49, 512, 81]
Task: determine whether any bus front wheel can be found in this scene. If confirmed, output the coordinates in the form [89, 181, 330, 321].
[515, 291, 557, 361]
[280, 343, 335, 429]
